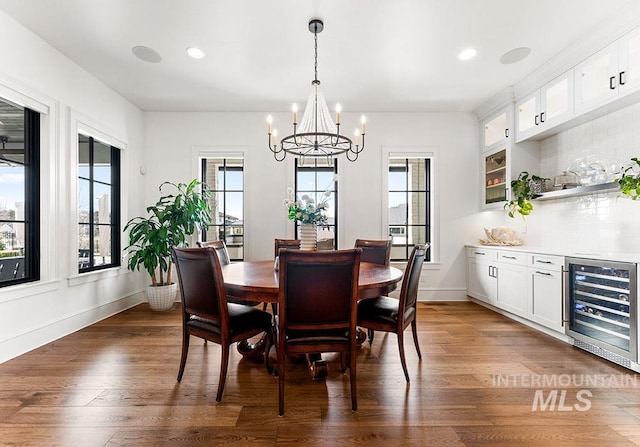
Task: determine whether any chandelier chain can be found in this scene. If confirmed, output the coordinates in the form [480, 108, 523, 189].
[314, 25, 318, 83]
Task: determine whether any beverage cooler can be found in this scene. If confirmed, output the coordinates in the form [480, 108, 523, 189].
[565, 257, 637, 366]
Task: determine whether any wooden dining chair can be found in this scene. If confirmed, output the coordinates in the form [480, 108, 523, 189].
[197, 240, 230, 265]
[274, 238, 301, 258]
[172, 247, 273, 402]
[197, 240, 257, 307]
[356, 244, 428, 383]
[354, 238, 392, 266]
[276, 248, 362, 416]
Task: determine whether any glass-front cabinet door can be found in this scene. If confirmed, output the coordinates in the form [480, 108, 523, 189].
[619, 26, 640, 96]
[482, 109, 510, 150]
[575, 42, 619, 113]
[483, 147, 508, 206]
[541, 70, 574, 128]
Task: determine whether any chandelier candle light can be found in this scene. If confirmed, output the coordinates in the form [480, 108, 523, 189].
[267, 19, 366, 162]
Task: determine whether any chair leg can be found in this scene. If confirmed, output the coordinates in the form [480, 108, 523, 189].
[411, 318, 422, 359]
[264, 327, 274, 375]
[340, 352, 347, 373]
[177, 331, 190, 382]
[278, 354, 285, 416]
[349, 347, 357, 411]
[368, 328, 375, 346]
[216, 344, 230, 402]
[397, 331, 410, 383]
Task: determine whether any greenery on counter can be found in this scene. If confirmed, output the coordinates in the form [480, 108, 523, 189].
[615, 157, 640, 200]
[505, 171, 547, 219]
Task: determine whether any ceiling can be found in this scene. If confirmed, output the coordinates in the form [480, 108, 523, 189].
[0, 0, 638, 113]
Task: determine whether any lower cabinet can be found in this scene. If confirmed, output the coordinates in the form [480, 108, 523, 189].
[526, 254, 564, 332]
[494, 251, 527, 315]
[467, 248, 496, 304]
[467, 247, 564, 334]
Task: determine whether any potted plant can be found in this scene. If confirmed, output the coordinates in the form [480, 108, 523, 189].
[615, 157, 640, 200]
[505, 171, 547, 219]
[283, 175, 336, 250]
[124, 179, 211, 311]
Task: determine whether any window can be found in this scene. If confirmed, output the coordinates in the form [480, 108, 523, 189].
[0, 97, 39, 287]
[388, 157, 431, 261]
[78, 135, 121, 272]
[295, 158, 337, 248]
[201, 157, 244, 261]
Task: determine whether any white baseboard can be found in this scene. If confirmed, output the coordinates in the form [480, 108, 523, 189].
[0, 292, 146, 364]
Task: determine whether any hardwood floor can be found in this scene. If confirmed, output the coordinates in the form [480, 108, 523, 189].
[1, 301, 640, 446]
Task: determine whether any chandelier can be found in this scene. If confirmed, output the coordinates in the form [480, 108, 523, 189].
[267, 19, 366, 162]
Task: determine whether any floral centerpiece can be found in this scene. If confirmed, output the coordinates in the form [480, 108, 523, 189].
[283, 175, 337, 249]
[283, 175, 337, 225]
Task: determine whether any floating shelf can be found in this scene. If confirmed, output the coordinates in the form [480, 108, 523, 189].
[535, 182, 619, 201]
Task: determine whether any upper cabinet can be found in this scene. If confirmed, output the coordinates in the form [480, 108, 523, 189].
[575, 27, 640, 114]
[619, 26, 640, 96]
[481, 108, 511, 151]
[516, 70, 574, 142]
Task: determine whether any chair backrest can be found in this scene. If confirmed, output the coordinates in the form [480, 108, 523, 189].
[274, 239, 301, 258]
[354, 239, 392, 266]
[197, 240, 231, 265]
[172, 247, 229, 329]
[278, 248, 361, 333]
[316, 238, 335, 251]
[397, 244, 429, 319]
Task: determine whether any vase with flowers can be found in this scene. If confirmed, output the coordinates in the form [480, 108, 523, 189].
[283, 175, 337, 250]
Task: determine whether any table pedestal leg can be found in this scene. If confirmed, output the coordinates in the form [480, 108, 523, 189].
[236, 334, 267, 361]
[306, 354, 327, 380]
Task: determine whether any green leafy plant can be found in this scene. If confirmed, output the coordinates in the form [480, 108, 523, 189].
[505, 171, 547, 219]
[615, 157, 640, 200]
[123, 179, 211, 286]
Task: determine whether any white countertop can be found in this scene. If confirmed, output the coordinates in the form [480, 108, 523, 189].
[466, 243, 640, 264]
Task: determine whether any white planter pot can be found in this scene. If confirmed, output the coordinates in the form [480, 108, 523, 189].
[299, 223, 317, 250]
[146, 283, 177, 311]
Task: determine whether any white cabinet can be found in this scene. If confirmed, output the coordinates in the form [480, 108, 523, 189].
[467, 248, 565, 334]
[575, 26, 640, 114]
[495, 251, 527, 315]
[483, 147, 508, 207]
[467, 248, 497, 305]
[526, 254, 564, 332]
[481, 108, 511, 151]
[479, 105, 539, 210]
[619, 26, 640, 96]
[466, 248, 527, 316]
[516, 70, 574, 141]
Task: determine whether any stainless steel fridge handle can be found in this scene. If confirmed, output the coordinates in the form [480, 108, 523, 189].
[561, 267, 569, 326]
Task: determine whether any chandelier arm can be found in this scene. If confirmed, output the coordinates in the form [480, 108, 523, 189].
[273, 148, 287, 162]
[346, 149, 359, 162]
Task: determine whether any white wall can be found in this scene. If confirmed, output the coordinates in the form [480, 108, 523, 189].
[143, 111, 480, 302]
[0, 10, 146, 363]
[473, 99, 640, 261]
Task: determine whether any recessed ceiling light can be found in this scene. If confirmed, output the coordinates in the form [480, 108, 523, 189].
[186, 47, 205, 59]
[458, 48, 478, 61]
[500, 47, 531, 64]
[131, 46, 162, 63]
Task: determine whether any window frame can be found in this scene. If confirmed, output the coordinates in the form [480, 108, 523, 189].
[0, 100, 40, 288]
[77, 134, 121, 274]
[387, 155, 433, 263]
[201, 157, 244, 261]
[294, 158, 338, 249]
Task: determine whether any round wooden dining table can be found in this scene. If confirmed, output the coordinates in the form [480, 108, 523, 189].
[221, 260, 404, 378]
[222, 259, 404, 303]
